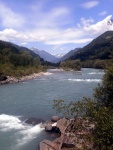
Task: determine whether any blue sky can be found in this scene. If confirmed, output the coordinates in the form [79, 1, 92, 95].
[0, 0, 113, 54]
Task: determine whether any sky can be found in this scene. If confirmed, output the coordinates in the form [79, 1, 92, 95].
[0, 0, 113, 54]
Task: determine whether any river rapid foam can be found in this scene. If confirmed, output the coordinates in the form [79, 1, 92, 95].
[0, 114, 44, 149]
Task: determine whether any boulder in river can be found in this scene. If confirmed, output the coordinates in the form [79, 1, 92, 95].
[0, 75, 7, 81]
[25, 117, 44, 125]
[51, 116, 59, 122]
[45, 124, 53, 132]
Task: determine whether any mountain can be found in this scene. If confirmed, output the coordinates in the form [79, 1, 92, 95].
[12, 44, 41, 59]
[31, 48, 60, 63]
[31, 48, 82, 63]
[68, 31, 113, 61]
[0, 41, 42, 59]
[60, 48, 81, 61]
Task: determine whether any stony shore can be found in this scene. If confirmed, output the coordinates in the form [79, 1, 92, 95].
[39, 116, 94, 150]
[0, 72, 52, 85]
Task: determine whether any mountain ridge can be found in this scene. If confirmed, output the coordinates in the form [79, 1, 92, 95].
[68, 31, 113, 61]
[31, 48, 60, 63]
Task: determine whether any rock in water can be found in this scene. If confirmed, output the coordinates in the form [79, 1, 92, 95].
[0, 76, 7, 81]
[51, 116, 59, 122]
[45, 124, 53, 132]
[25, 117, 44, 125]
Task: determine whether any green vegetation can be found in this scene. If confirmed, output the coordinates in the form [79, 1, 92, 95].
[0, 40, 47, 78]
[82, 59, 107, 69]
[58, 31, 113, 70]
[53, 58, 113, 150]
[60, 59, 81, 71]
[94, 59, 113, 107]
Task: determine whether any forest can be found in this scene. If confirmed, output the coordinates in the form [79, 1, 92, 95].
[0, 40, 47, 79]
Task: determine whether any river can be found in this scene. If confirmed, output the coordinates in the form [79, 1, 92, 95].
[0, 68, 104, 150]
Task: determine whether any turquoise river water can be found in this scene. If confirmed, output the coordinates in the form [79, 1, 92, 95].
[0, 68, 104, 150]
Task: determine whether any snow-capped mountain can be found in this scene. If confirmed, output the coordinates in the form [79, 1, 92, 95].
[31, 47, 81, 63]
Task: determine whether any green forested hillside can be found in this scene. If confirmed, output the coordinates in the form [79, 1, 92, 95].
[68, 31, 113, 68]
[0, 40, 46, 78]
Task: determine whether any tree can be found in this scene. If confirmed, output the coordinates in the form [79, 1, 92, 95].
[93, 106, 113, 150]
[60, 59, 81, 71]
[94, 59, 113, 107]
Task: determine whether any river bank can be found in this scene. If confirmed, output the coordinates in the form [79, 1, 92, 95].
[39, 116, 94, 150]
[0, 72, 52, 85]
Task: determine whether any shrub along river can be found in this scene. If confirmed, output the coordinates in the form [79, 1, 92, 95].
[0, 68, 104, 150]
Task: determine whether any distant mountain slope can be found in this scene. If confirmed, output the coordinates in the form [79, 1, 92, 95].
[31, 48, 60, 63]
[12, 44, 41, 58]
[0, 40, 41, 59]
[31, 48, 81, 63]
[68, 31, 113, 61]
[60, 48, 81, 61]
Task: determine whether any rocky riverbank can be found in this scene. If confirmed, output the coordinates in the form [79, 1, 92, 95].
[0, 72, 52, 85]
[24, 115, 94, 150]
[39, 116, 94, 150]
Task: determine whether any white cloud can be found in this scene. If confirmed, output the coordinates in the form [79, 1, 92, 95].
[45, 38, 93, 45]
[83, 15, 113, 35]
[99, 11, 107, 16]
[81, 1, 99, 9]
[0, 3, 25, 28]
[52, 45, 69, 53]
[44, 15, 113, 45]
[33, 6, 70, 28]
[0, 15, 113, 46]
[80, 17, 94, 27]
[0, 28, 17, 41]
[51, 7, 69, 17]
[0, 28, 29, 42]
